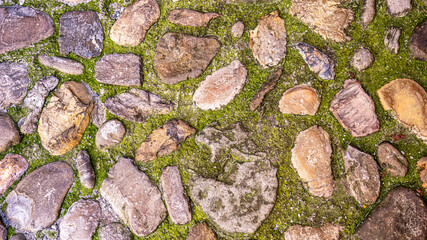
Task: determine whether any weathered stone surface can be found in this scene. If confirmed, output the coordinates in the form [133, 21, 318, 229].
[0, 154, 28, 194]
[0, 5, 54, 54]
[105, 89, 174, 123]
[249, 11, 286, 68]
[59, 11, 104, 59]
[38, 55, 84, 75]
[231, 21, 244, 38]
[19, 76, 59, 134]
[279, 85, 320, 115]
[61, 0, 87, 5]
[5, 162, 74, 232]
[96, 119, 126, 151]
[355, 187, 427, 240]
[289, 0, 353, 42]
[0, 113, 20, 153]
[418, 157, 427, 192]
[377, 142, 408, 177]
[136, 119, 195, 162]
[110, 0, 160, 47]
[193, 60, 247, 110]
[187, 222, 217, 240]
[330, 79, 379, 137]
[38, 81, 94, 155]
[343, 146, 380, 205]
[10, 233, 25, 240]
[226, 0, 275, 3]
[95, 54, 142, 86]
[294, 42, 335, 80]
[360, 0, 375, 26]
[291, 126, 335, 198]
[99, 223, 132, 240]
[377, 79, 427, 142]
[59, 199, 101, 240]
[190, 161, 277, 234]
[386, 0, 411, 17]
[0, 220, 5, 240]
[384, 27, 401, 54]
[76, 150, 95, 189]
[168, 9, 220, 27]
[284, 223, 341, 240]
[154, 33, 220, 84]
[92, 95, 106, 128]
[351, 48, 374, 71]
[100, 157, 167, 237]
[0, 62, 30, 110]
[250, 68, 281, 111]
[409, 19, 427, 61]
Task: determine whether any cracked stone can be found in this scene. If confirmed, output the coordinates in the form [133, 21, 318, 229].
[168, 9, 220, 27]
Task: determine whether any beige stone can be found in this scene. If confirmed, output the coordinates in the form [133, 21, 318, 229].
[417, 157, 427, 192]
[279, 85, 319, 115]
[167, 9, 220, 27]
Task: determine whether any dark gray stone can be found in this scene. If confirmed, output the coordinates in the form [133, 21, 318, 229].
[95, 54, 142, 86]
[0, 112, 20, 153]
[0, 62, 30, 110]
[409, 19, 427, 61]
[294, 42, 335, 80]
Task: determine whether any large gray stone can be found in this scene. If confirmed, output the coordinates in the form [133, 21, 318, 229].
[0, 113, 20, 153]
[95, 54, 142, 86]
[0, 62, 30, 110]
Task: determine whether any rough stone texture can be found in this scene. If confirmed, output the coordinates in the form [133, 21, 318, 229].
[409, 19, 427, 61]
[38, 81, 94, 155]
[0, 154, 28, 194]
[250, 68, 281, 111]
[187, 222, 217, 240]
[76, 150, 95, 189]
[0, 62, 30, 110]
[351, 48, 374, 71]
[10, 233, 25, 240]
[59, 11, 104, 59]
[95, 54, 142, 86]
[355, 187, 427, 240]
[61, 0, 87, 4]
[0, 5, 54, 54]
[226, 0, 275, 3]
[289, 0, 353, 42]
[92, 95, 106, 128]
[161, 166, 191, 225]
[0, 220, 5, 240]
[384, 27, 401, 54]
[250, 11, 286, 68]
[136, 119, 196, 162]
[110, 0, 160, 47]
[279, 85, 320, 115]
[105, 89, 174, 123]
[100, 157, 167, 237]
[168, 9, 220, 27]
[284, 223, 341, 240]
[190, 161, 278, 234]
[330, 79, 379, 137]
[386, 0, 411, 17]
[231, 21, 244, 38]
[5, 162, 74, 232]
[59, 199, 101, 240]
[377, 79, 427, 143]
[38, 55, 84, 75]
[377, 142, 408, 177]
[96, 119, 126, 151]
[99, 223, 132, 240]
[343, 146, 380, 205]
[0, 113, 20, 153]
[294, 42, 335, 80]
[418, 157, 427, 192]
[291, 126, 335, 198]
[360, 0, 375, 26]
[19, 76, 59, 134]
[154, 33, 220, 84]
[193, 60, 247, 110]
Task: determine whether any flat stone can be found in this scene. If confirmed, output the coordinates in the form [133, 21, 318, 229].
[0, 62, 30, 110]
[279, 85, 320, 115]
[360, 0, 375, 26]
[250, 68, 281, 111]
[187, 222, 217, 240]
[289, 0, 353, 42]
[284, 223, 341, 240]
[351, 48, 374, 71]
[105, 89, 174, 123]
[231, 21, 244, 38]
[59, 11, 104, 59]
[377, 142, 408, 177]
[377, 79, 427, 143]
[38, 81, 94, 155]
[168, 9, 220, 27]
[342, 146, 380, 205]
[95, 54, 142, 86]
[5, 161, 74, 232]
[161, 166, 191, 224]
[355, 187, 427, 240]
[330, 79, 379, 137]
[386, 0, 411, 17]
[100, 157, 167, 237]
[291, 126, 335, 198]
[0, 5, 54, 54]
[10, 233, 25, 240]
[249, 11, 287, 68]
[418, 157, 427, 192]
[99, 223, 132, 240]
[294, 42, 335, 80]
[193, 60, 247, 110]
[110, 0, 160, 47]
[96, 119, 126, 151]
[19, 76, 59, 134]
[0, 113, 20, 153]
[154, 33, 220, 84]
[409, 19, 427, 61]
[75, 150, 95, 189]
[38, 55, 84, 75]
[135, 119, 195, 162]
[384, 27, 401, 54]
[0, 154, 28, 194]
[92, 95, 106, 128]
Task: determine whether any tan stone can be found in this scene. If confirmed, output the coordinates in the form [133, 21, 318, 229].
[167, 9, 220, 27]
[377, 142, 408, 177]
[284, 223, 341, 240]
[417, 157, 427, 192]
[279, 85, 319, 115]
[187, 222, 217, 240]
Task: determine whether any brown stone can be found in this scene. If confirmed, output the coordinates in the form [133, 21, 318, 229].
[284, 223, 341, 240]
[417, 157, 427, 192]
[409, 19, 427, 61]
[0, 154, 28, 194]
[59, 200, 101, 240]
[168, 9, 220, 27]
[75, 150, 95, 189]
[95, 119, 126, 151]
[0, 113, 21, 153]
[187, 222, 217, 240]
[279, 85, 320, 115]
[250, 68, 281, 111]
[377, 142, 408, 177]
[38, 55, 84, 75]
[95, 54, 142, 86]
